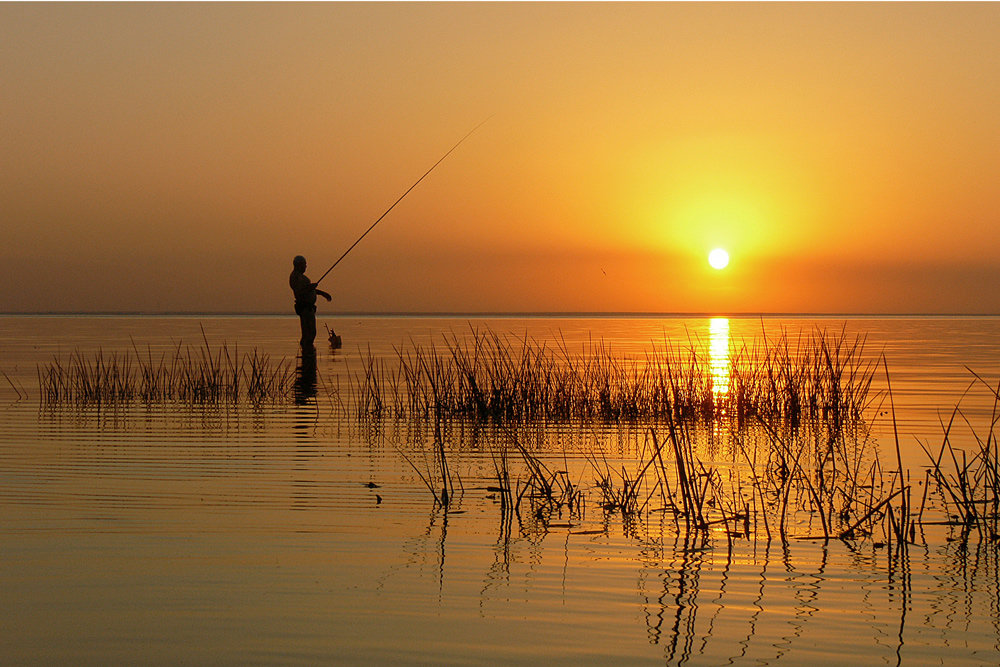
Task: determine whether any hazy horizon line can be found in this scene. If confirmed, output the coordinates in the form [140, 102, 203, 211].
[3, 311, 1000, 319]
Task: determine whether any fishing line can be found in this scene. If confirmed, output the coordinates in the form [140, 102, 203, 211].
[315, 116, 491, 286]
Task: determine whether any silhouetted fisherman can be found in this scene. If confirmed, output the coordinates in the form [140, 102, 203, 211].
[289, 255, 331, 349]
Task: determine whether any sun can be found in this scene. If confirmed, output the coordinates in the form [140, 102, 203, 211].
[708, 248, 730, 270]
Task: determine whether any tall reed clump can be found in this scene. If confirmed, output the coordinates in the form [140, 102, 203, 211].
[350, 325, 878, 428]
[38, 331, 295, 405]
[726, 326, 878, 428]
[920, 370, 1000, 544]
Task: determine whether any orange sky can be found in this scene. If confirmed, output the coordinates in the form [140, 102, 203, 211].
[3, 2, 1000, 314]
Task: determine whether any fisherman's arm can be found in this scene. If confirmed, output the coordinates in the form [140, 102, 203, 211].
[314, 285, 332, 302]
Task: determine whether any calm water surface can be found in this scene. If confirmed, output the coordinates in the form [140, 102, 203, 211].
[2, 316, 999, 665]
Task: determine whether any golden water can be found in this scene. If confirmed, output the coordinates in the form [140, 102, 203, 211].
[2, 316, 1000, 664]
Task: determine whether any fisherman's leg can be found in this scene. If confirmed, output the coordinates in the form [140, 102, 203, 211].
[298, 312, 311, 347]
[301, 307, 318, 347]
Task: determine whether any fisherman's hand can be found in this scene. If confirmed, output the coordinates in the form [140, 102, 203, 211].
[319, 290, 332, 301]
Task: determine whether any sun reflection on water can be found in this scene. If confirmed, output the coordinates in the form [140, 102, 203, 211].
[709, 317, 730, 401]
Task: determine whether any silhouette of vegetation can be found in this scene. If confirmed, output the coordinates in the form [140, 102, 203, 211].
[349, 325, 876, 425]
[38, 328, 293, 405]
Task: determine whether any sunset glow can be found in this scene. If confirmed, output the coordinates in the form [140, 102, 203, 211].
[2, 3, 1000, 314]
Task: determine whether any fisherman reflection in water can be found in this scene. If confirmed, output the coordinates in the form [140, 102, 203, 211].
[289, 255, 331, 349]
[294, 349, 318, 405]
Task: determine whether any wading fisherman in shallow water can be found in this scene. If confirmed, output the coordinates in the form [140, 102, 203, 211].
[289, 255, 331, 349]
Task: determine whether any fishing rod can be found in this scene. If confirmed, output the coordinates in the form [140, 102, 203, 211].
[315, 117, 491, 286]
